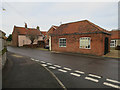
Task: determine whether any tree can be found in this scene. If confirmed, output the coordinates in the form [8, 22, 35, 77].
[6, 34, 12, 41]
[26, 30, 39, 44]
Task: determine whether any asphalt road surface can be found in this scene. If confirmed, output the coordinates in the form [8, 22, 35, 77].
[3, 52, 65, 89]
[7, 46, 120, 88]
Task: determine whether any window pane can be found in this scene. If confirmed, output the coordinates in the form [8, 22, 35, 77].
[59, 38, 66, 47]
[80, 37, 91, 49]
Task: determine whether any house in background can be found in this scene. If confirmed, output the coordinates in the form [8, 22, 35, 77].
[40, 31, 47, 43]
[110, 30, 120, 48]
[12, 23, 43, 47]
[49, 20, 111, 56]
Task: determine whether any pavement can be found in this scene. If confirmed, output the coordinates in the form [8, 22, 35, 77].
[2, 52, 65, 89]
[103, 50, 120, 59]
[6, 46, 120, 88]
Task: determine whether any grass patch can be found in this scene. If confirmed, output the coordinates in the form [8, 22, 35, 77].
[37, 48, 49, 51]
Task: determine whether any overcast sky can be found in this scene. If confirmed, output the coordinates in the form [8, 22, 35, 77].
[0, 0, 119, 36]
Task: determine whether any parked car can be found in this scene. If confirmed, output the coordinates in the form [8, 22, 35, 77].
[44, 45, 49, 49]
[115, 45, 120, 50]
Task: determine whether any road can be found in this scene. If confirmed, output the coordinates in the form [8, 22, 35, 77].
[7, 46, 120, 88]
[3, 52, 64, 88]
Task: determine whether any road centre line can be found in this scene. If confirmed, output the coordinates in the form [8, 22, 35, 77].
[70, 73, 81, 77]
[106, 79, 120, 84]
[58, 69, 67, 72]
[40, 61, 46, 63]
[49, 66, 56, 69]
[63, 67, 71, 71]
[88, 74, 101, 78]
[41, 64, 47, 67]
[85, 77, 99, 82]
[47, 63, 52, 65]
[103, 82, 120, 89]
[31, 58, 34, 60]
[74, 70, 85, 74]
[35, 59, 39, 62]
[54, 65, 61, 68]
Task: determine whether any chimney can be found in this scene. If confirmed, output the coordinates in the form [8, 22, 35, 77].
[37, 26, 40, 30]
[25, 23, 27, 28]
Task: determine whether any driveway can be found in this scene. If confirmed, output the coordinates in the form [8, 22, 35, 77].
[7, 46, 120, 88]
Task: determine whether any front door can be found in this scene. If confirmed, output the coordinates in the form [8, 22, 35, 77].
[104, 37, 109, 55]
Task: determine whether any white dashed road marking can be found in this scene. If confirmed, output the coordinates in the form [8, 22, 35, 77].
[31, 59, 120, 89]
[40, 61, 46, 63]
[88, 74, 101, 78]
[103, 82, 120, 89]
[41, 64, 47, 67]
[31, 58, 34, 60]
[47, 63, 52, 65]
[106, 79, 120, 84]
[49, 66, 56, 69]
[85, 77, 99, 82]
[58, 69, 67, 72]
[35, 59, 39, 62]
[54, 65, 61, 68]
[74, 70, 85, 74]
[70, 73, 81, 77]
[63, 67, 71, 71]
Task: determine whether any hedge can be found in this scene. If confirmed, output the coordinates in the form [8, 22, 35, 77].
[0, 48, 7, 55]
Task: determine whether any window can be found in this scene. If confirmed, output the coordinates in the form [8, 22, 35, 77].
[80, 37, 91, 49]
[59, 38, 66, 47]
[110, 40, 116, 47]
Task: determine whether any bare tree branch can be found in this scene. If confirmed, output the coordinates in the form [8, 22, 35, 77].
[26, 30, 39, 44]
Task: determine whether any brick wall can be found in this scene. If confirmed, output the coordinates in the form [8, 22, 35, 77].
[12, 30, 18, 46]
[51, 33, 110, 56]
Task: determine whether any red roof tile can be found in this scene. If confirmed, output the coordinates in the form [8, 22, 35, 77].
[13, 26, 41, 35]
[52, 20, 110, 35]
[110, 30, 120, 39]
[41, 31, 47, 36]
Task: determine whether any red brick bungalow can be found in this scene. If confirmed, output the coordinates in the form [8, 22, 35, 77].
[50, 20, 111, 56]
[109, 30, 120, 48]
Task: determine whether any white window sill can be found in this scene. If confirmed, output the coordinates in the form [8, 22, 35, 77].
[79, 47, 91, 49]
[59, 46, 66, 47]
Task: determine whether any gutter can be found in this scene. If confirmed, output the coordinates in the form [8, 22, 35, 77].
[51, 31, 111, 36]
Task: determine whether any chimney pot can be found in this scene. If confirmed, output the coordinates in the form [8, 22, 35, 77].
[37, 26, 40, 30]
[25, 23, 27, 28]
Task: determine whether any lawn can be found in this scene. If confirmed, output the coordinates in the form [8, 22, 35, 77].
[36, 48, 49, 51]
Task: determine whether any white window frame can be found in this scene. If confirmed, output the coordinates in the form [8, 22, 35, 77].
[79, 37, 91, 49]
[59, 38, 66, 47]
[110, 40, 116, 47]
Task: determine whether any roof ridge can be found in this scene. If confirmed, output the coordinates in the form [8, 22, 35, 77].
[14, 26, 38, 30]
[61, 20, 88, 25]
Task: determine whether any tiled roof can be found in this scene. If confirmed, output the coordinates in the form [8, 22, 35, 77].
[109, 30, 120, 39]
[41, 31, 47, 36]
[13, 26, 41, 35]
[52, 20, 110, 35]
[47, 25, 59, 34]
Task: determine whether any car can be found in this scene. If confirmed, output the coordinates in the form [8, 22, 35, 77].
[44, 45, 49, 49]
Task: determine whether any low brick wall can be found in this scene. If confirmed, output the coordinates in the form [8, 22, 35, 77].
[0, 55, 2, 70]
[0, 30, 7, 69]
